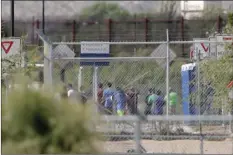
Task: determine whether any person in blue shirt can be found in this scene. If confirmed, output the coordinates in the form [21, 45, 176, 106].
[103, 82, 115, 115]
[152, 90, 165, 115]
[114, 87, 127, 116]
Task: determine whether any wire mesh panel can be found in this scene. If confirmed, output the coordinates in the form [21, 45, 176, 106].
[98, 118, 138, 153]
[169, 40, 233, 119]
[36, 33, 233, 154]
[99, 115, 233, 154]
[52, 57, 166, 111]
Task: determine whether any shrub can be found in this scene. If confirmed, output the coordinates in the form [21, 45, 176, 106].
[2, 83, 101, 154]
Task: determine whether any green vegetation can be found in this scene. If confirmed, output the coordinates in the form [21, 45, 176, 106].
[79, 2, 131, 21]
[2, 80, 100, 154]
[201, 13, 233, 111]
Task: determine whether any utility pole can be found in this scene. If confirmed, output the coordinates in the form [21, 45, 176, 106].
[11, 0, 15, 36]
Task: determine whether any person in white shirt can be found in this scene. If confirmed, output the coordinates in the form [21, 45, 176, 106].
[67, 84, 78, 102]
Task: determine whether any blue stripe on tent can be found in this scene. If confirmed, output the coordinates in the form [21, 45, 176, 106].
[80, 53, 110, 66]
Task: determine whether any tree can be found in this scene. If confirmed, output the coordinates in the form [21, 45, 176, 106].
[185, 7, 226, 39]
[79, 2, 131, 21]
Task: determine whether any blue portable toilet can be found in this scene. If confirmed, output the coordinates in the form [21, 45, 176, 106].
[181, 63, 197, 115]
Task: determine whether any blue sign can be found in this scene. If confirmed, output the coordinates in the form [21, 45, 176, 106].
[80, 42, 110, 66]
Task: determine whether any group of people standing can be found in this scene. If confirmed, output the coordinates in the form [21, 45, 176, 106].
[97, 82, 178, 116]
[97, 82, 138, 116]
[59, 82, 178, 116]
[143, 88, 177, 115]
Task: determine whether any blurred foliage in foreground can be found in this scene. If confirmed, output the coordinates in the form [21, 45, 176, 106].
[2, 80, 101, 154]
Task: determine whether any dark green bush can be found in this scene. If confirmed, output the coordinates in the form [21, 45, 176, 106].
[2, 85, 101, 154]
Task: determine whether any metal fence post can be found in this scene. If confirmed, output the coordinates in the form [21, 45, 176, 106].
[72, 20, 76, 51]
[107, 18, 112, 42]
[229, 112, 233, 134]
[36, 20, 40, 44]
[135, 116, 141, 154]
[78, 66, 83, 92]
[166, 29, 171, 136]
[166, 29, 170, 117]
[217, 15, 222, 33]
[196, 48, 203, 155]
[145, 18, 149, 42]
[49, 43, 53, 87]
[37, 30, 53, 87]
[93, 66, 98, 102]
[180, 16, 185, 57]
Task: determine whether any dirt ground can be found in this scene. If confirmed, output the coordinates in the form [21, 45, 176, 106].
[102, 139, 233, 154]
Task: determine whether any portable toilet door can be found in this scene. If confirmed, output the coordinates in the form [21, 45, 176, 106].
[181, 63, 197, 115]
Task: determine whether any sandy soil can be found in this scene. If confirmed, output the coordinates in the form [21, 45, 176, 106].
[102, 139, 233, 154]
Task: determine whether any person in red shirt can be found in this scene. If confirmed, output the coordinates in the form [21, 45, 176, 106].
[97, 83, 104, 114]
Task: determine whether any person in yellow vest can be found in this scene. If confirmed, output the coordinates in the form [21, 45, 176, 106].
[165, 88, 178, 115]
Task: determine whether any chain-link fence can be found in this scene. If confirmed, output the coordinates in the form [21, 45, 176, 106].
[99, 115, 233, 154]
[36, 29, 233, 154]
[48, 41, 233, 115]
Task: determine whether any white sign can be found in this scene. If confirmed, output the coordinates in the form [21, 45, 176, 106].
[181, 1, 204, 11]
[81, 42, 109, 54]
[1, 38, 21, 58]
[192, 38, 209, 60]
[181, 63, 196, 72]
[216, 35, 233, 59]
[53, 44, 75, 68]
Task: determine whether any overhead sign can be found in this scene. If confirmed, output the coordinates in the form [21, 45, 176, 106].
[216, 35, 233, 59]
[1, 38, 21, 58]
[80, 42, 110, 66]
[53, 44, 75, 68]
[150, 44, 176, 68]
[192, 38, 209, 60]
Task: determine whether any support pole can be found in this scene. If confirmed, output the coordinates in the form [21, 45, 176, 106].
[11, 0, 14, 36]
[166, 29, 170, 117]
[42, 0, 45, 34]
[72, 20, 76, 50]
[196, 49, 203, 155]
[135, 118, 141, 154]
[93, 66, 98, 102]
[78, 67, 83, 92]
[181, 16, 185, 57]
[37, 30, 53, 87]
